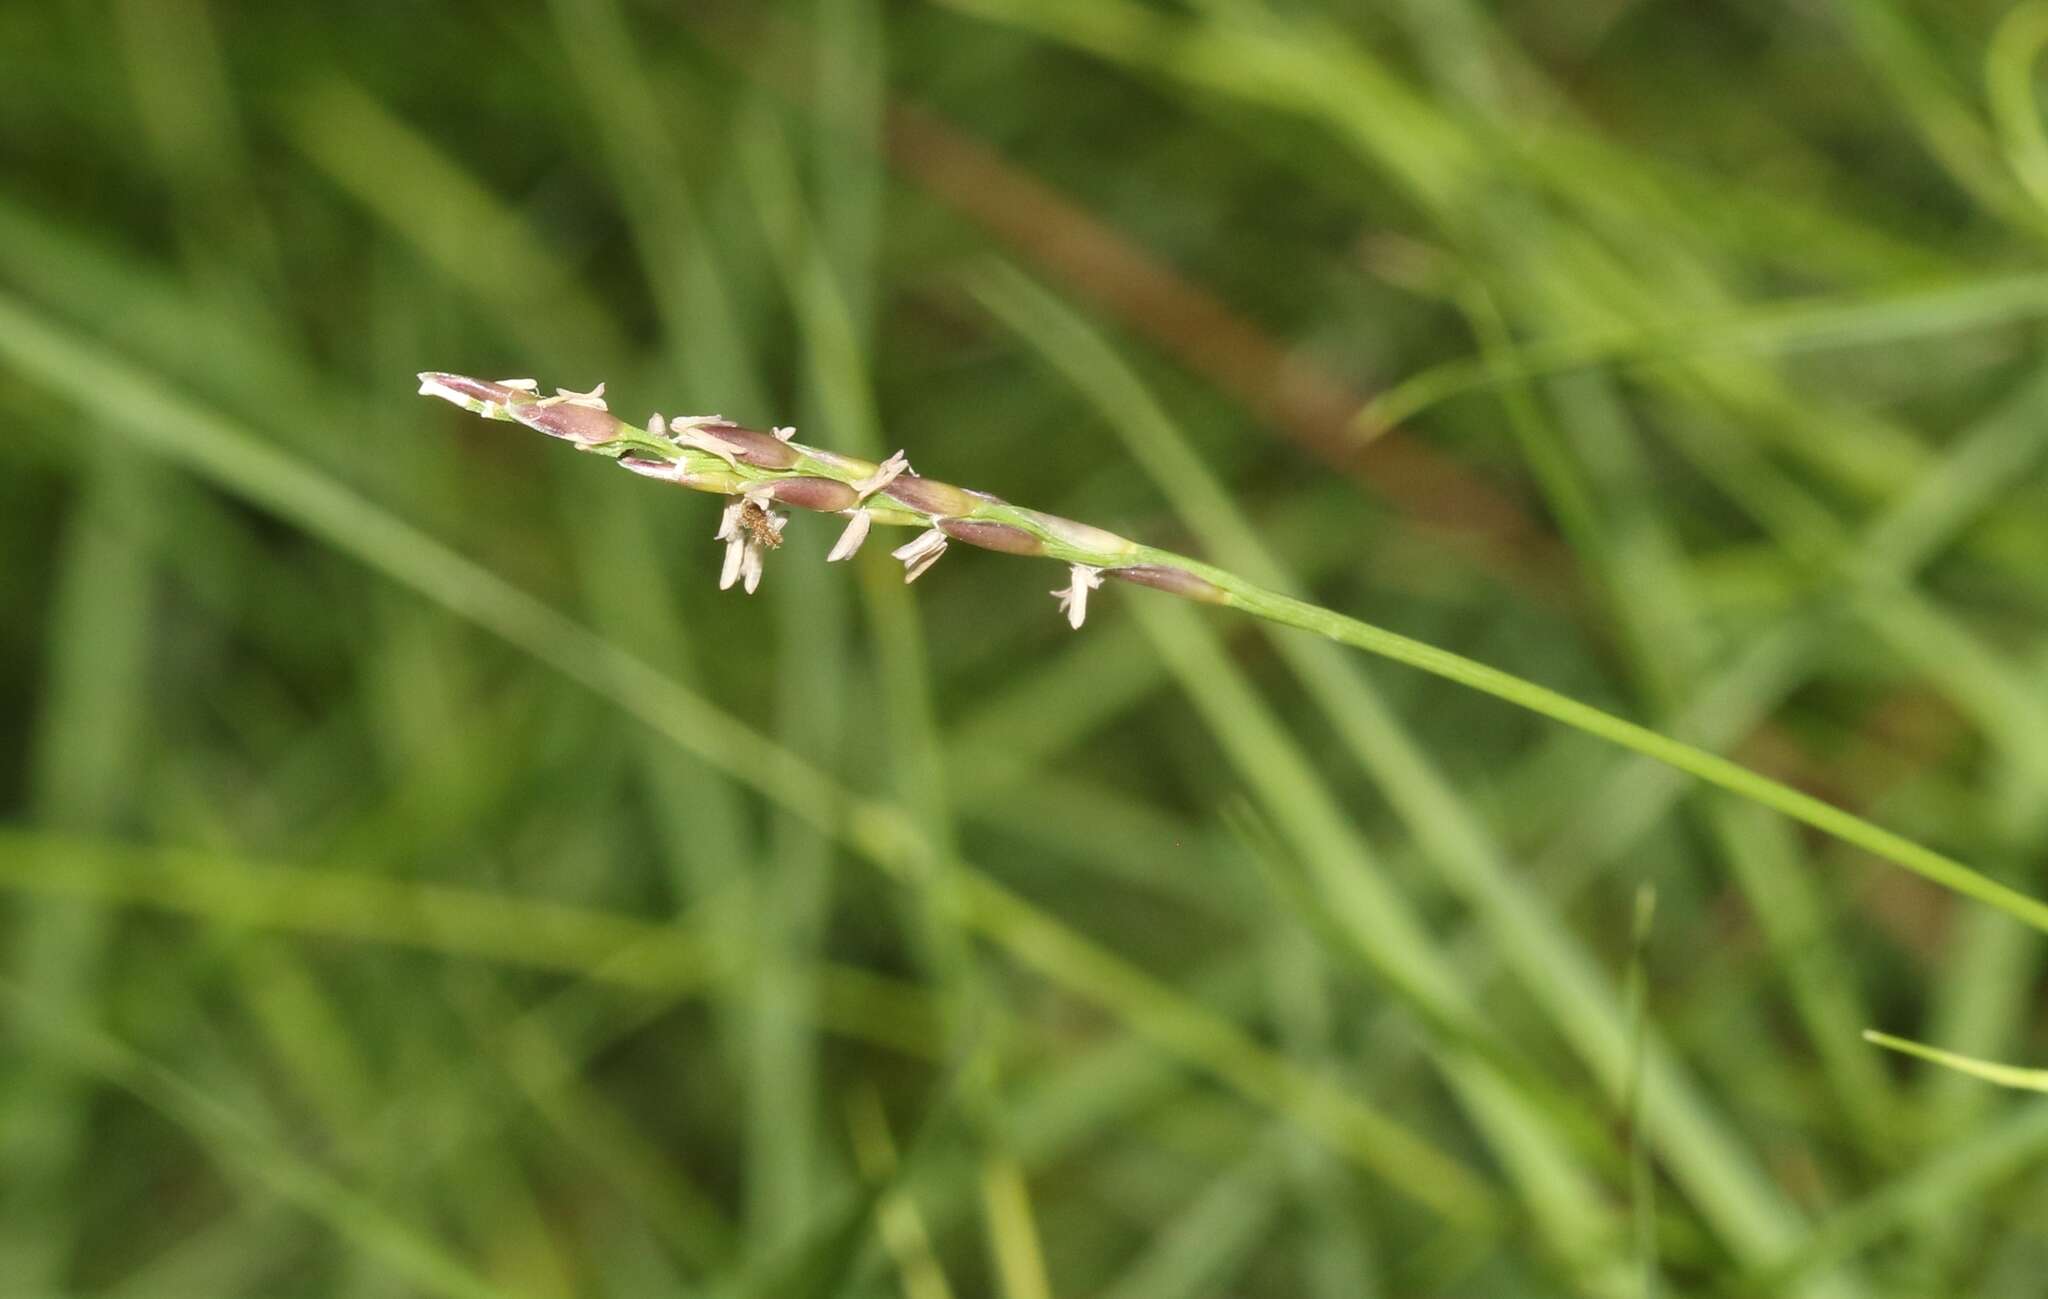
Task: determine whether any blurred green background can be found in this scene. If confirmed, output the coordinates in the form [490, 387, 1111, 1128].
[6, 0, 2048, 1295]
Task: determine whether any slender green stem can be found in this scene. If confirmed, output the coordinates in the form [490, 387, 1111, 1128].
[1862, 1031, 2048, 1093]
[1197, 570, 2048, 934]
[421, 373, 2048, 937]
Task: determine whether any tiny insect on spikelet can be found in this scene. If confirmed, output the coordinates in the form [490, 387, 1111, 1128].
[737, 500, 785, 551]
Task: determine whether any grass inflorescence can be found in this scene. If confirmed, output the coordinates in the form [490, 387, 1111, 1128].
[422, 369, 2048, 942]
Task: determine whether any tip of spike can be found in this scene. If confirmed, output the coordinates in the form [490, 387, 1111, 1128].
[417, 372, 539, 423]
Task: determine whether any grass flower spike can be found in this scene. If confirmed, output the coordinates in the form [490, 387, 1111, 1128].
[415, 369, 2048, 941]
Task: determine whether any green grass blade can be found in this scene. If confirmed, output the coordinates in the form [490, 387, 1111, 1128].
[1862, 1032, 2048, 1093]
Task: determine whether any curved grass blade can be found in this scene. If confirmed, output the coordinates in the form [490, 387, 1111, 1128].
[1863, 1031, 2048, 1093]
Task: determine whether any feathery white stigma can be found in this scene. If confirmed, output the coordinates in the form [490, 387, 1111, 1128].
[1051, 564, 1103, 629]
[851, 450, 909, 501]
[827, 510, 873, 562]
[891, 527, 948, 583]
[669, 414, 741, 468]
[535, 381, 608, 411]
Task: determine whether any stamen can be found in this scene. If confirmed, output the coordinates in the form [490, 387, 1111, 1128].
[891, 527, 949, 582]
[827, 510, 873, 562]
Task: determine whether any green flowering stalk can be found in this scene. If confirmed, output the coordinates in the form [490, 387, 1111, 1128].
[417, 372, 1217, 623]
[417, 371, 2048, 937]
